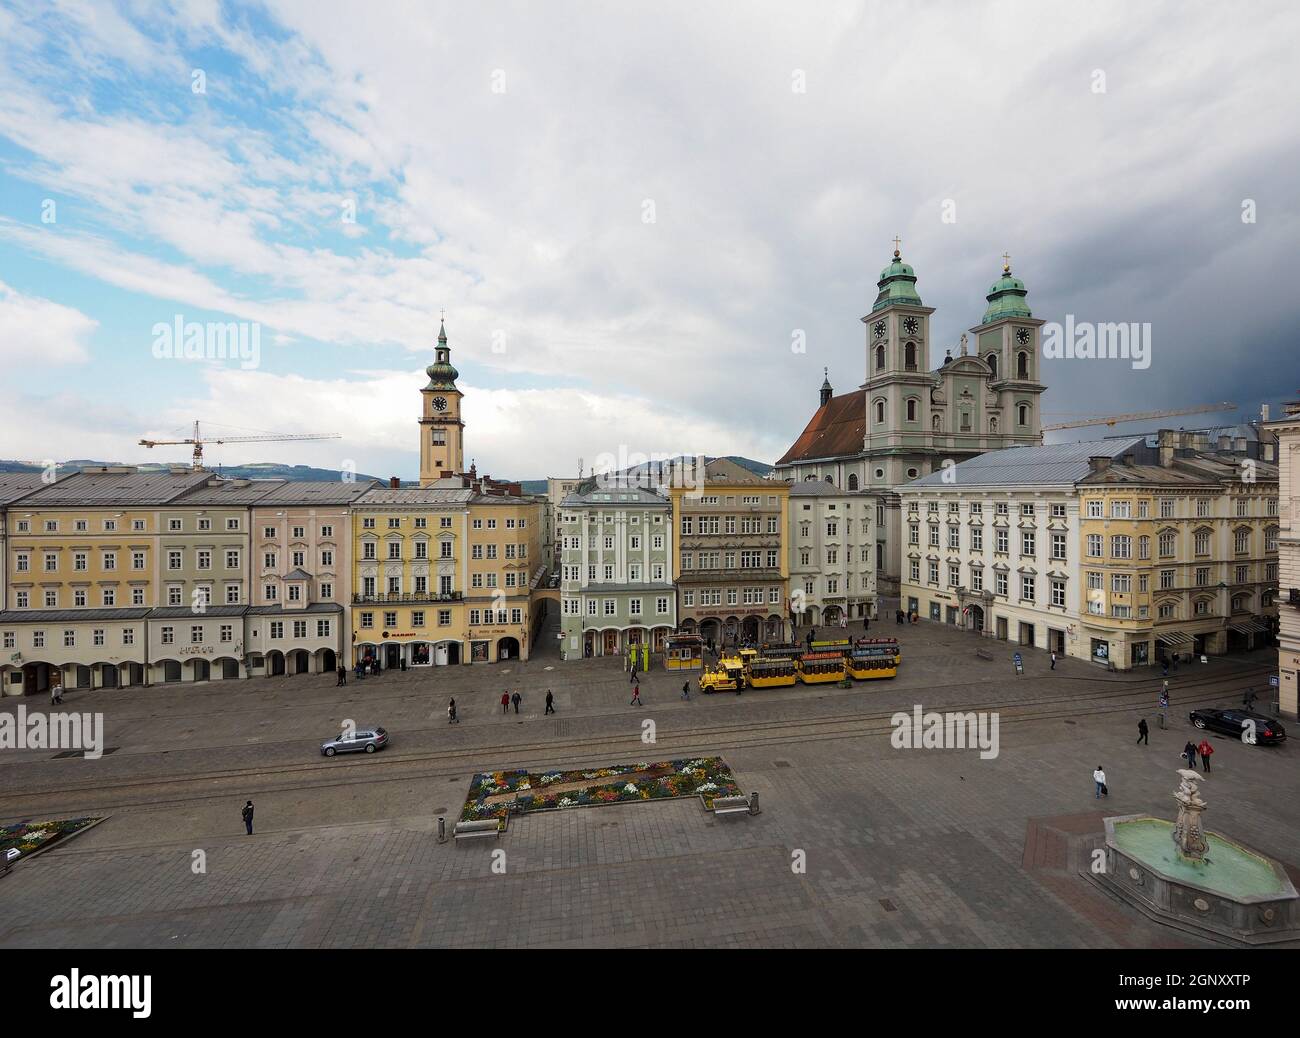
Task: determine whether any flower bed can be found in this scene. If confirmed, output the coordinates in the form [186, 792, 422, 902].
[460, 757, 741, 823]
[2, 817, 102, 859]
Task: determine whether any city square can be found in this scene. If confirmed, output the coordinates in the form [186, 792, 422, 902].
[2, 619, 1291, 949]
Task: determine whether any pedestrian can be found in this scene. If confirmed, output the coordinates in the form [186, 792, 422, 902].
[1243, 688, 1257, 709]
[1183, 740, 1198, 769]
[50, 679, 63, 705]
[511, 691, 521, 714]
[1162, 661, 1169, 679]
[336, 664, 347, 686]
[1093, 765, 1107, 799]
[374, 660, 382, 677]
[681, 680, 690, 700]
[864, 615, 870, 632]
[545, 689, 555, 715]
[629, 666, 637, 684]
[1137, 718, 1149, 745]
[501, 691, 510, 715]
[630, 683, 641, 707]
[448, 698, 458, 724]
[355, 660, 364, 681]
[400, 657, 407, 672]
[1198, 738, 1213, 773]
[1050, 650, 1057, 670]
[242, 800, 254, 835]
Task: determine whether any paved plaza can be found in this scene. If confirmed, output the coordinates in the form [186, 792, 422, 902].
[1, 619, 1293, 948]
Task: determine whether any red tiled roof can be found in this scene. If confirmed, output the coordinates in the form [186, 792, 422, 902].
[775, 390, 866, 466]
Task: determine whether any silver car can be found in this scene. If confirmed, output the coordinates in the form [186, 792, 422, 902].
[320, 726, 390, 756]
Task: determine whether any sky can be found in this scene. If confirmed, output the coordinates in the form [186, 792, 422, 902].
[1, 0, 1297, 480]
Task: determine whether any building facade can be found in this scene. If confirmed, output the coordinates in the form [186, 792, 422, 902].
[1266, 399, 1300, 717]
[558, 484, 675, 658]
[669, 458, 790, 646]
[787, 482, 879, 631]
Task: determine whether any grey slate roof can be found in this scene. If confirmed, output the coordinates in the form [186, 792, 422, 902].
[561, 485, 671, 508]
[789, 481, 869, 497]
[903, 437, 1146, 490]
[246, 602, 342, 615]
[148, 605, 249, 618]
[11, 469, 211, 507]
[0, 608, 152, 623]
[0, 472, 51, 506]
[252, 480, 379, 506]
[176, 478, 287, 504]
[356, 487, 476, 505]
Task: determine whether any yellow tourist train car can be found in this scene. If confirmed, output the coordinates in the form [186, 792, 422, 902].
[852, 637, 902, 665]
[846, 651, 898, 681]
[745, 657, 797, 688]
[699, 657, 746, 693]
[797, 651, 846, 684]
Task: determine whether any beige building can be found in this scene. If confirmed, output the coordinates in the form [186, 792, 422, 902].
[787, 482, 878, 632]
[1266, 398, 1300, 717]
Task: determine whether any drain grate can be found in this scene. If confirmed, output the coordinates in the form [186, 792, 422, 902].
[879, 898, 897, 912]
[774, 760, 792, 769]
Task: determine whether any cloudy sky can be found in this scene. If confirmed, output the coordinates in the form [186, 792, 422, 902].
[1, 0, 1297, 480]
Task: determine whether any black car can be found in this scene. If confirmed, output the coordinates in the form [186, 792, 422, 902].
[1188, 708, 1286, 745]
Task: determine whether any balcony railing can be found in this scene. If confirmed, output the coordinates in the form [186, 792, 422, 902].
[352, 591, 462, 604]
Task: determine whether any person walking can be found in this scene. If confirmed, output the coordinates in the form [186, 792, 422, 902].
[1183, 740, 1198, 769]
[501, 691, 510, 715]
[1243, 688, 1257, 709]
[629, 683, 642, 707]
[511, 690, 521, 714]
[864, 615, 870, 633]
[336, 664, 347, 687]
[50, 678, 64, 705]
[448, 698, 458, 724]
[544, 690, 555, 715]
[1050, 650, 1057, 671]
[1093, 766, 1107, 799]
[1162, 660, 1169, 679]
[242, 800, 255, 835]
[1198, 738, 1214, 773]
[1137, 718, 1149, 745]
[681, 680, 690, 700]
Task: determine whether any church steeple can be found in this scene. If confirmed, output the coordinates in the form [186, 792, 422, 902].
[820, 368, 833, 407]
[419, 316, 466, 486]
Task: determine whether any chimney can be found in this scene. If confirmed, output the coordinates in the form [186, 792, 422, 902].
[1158, 429, 1177, 467]
[1088, 456, 1112, 473]
[1218, 434, 1231, 451]
[1262, 403, 1271, 422]
[389, 476, 401, 489]
[1234, 436, 1246, 452]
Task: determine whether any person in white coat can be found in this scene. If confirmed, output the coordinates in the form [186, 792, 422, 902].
[1093, 766, 1106, 799]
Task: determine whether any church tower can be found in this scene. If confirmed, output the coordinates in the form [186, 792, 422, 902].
[418, 320, 466, 486]
[967, 256, 1045, 447]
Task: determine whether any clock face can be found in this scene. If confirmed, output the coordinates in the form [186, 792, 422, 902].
[432, 396, 448, 412]
[902, 316, 919, 336]
[873, 320, 886, 340]
[1015, 328, 1031, 346]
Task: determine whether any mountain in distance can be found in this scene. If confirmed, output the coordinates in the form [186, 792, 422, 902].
[0, 459, 385, 483]
[514, 455, 773, 494]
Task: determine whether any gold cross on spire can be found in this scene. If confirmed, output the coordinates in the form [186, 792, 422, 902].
[892, 235, 902, 257]
[1002, 252, 1011, 273]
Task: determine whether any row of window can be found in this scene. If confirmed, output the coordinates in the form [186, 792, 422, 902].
[798, 519, 871, 538]
[561, 564, 667, 583]
[262, 524, 335, 539]
[358, 610, 455, 628]
[560, 597, 673, 616]
[11, 584, 245, 609]
[359, 576, 455, 596]
[680, 515, 780, 535]
[560, 512, 666, 524]
[359, 516, 525, 530]
[13, 516, 241, 534]
[873, 398, 1031, 428]
[1084, 498, 1279, 519]
[560, 534, 665, 550]
[13, 548, 242, 572]
[0, 620, 329, 649]
[263, 550, 333, 569]
[911, 559, 1059, 605]
[680, 588, 783, 607]
[797, 546, 873, 566]
[912, 501, 1066, 517]
[680, 550, 780, 570]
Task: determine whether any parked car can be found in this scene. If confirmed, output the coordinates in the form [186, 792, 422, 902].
[1188, 708, 1286, 745]
[321, 726, 390, 756]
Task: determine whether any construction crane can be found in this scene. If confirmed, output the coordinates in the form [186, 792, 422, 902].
[1042, 402, 1236, 433]
[139, 420, 341, 470]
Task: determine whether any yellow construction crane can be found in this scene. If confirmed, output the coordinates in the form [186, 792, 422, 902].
[139, 420, 342, 470]
[1043, 401, 1236, 433]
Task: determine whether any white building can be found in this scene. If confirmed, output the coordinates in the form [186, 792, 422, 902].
[1266, 399, 1300, 717]
[787, 482, 879, 632]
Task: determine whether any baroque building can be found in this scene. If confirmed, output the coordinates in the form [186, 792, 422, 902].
[775, 247, 1047, 606]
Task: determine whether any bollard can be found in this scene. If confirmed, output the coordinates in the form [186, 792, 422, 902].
[748, 791, 760, 816]
[437, 816, 447, 843]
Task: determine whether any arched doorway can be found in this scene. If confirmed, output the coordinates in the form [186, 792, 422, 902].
[267, 651, 285, 676]
[99, 663, 119, 688]
[159, 660, 182, 683]
[583, 631, 596, 658]
[74, 665, 92, 689]
[288, 649, 310, 675]
[122, 662, 144, 687]
[823, 605, 842, 626]
[602, 630, 619, 656]
[498, 637, 520, 660]
[319, 648, 337, 673]
[383, 643, 401, 669]
[190, 658, 211, 682]
[215, 657, 240, 680]
[21, 661, 52, 695]
[434, 641, 460, 666]
[967, 604, 985, 632]
[741, 616, 759, 643]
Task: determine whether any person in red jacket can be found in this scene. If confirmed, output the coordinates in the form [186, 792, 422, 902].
[1198, 738, 1214, 773]
[501, 691, 510, 715]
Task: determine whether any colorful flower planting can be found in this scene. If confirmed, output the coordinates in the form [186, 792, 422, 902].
[2, 817, 101, 859]
[460, 757, 741, 823]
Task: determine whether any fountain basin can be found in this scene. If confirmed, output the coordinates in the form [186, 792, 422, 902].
[1100, 815, 1300, 944]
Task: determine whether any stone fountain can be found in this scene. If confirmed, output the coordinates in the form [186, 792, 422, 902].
[1096, 769, 1300, 945]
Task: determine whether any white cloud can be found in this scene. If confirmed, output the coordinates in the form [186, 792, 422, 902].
[0, 281, 96, 366]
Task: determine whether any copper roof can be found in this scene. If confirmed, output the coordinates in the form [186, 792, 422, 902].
[775, 390, 866, 466]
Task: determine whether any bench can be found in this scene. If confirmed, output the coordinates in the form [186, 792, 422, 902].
[453, 819, 502, 841]
[974, 649, 994, 661]
[712, 795, 753, 817]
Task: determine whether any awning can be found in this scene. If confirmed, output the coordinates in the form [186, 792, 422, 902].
[1156, 631, 1194, 647]
[1229, 618, 1270, 634]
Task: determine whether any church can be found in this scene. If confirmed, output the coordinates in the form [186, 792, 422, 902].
[773, 246, 1048, 604]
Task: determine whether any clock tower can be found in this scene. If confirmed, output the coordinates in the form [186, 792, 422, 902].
[418, 319, 466, 486]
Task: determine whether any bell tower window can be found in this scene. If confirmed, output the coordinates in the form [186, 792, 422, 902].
[986, 353, 998, 379]
[875, 343, 885, 371]
[904, 342, 917, 371]
[1017, 351, 1029, 379]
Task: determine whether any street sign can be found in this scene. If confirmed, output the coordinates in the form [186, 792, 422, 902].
[1270, 675, 1280, 687]
[1013, 651, 1023, 675]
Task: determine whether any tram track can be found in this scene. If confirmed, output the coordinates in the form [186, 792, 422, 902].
[0, 666, 1271, 818]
